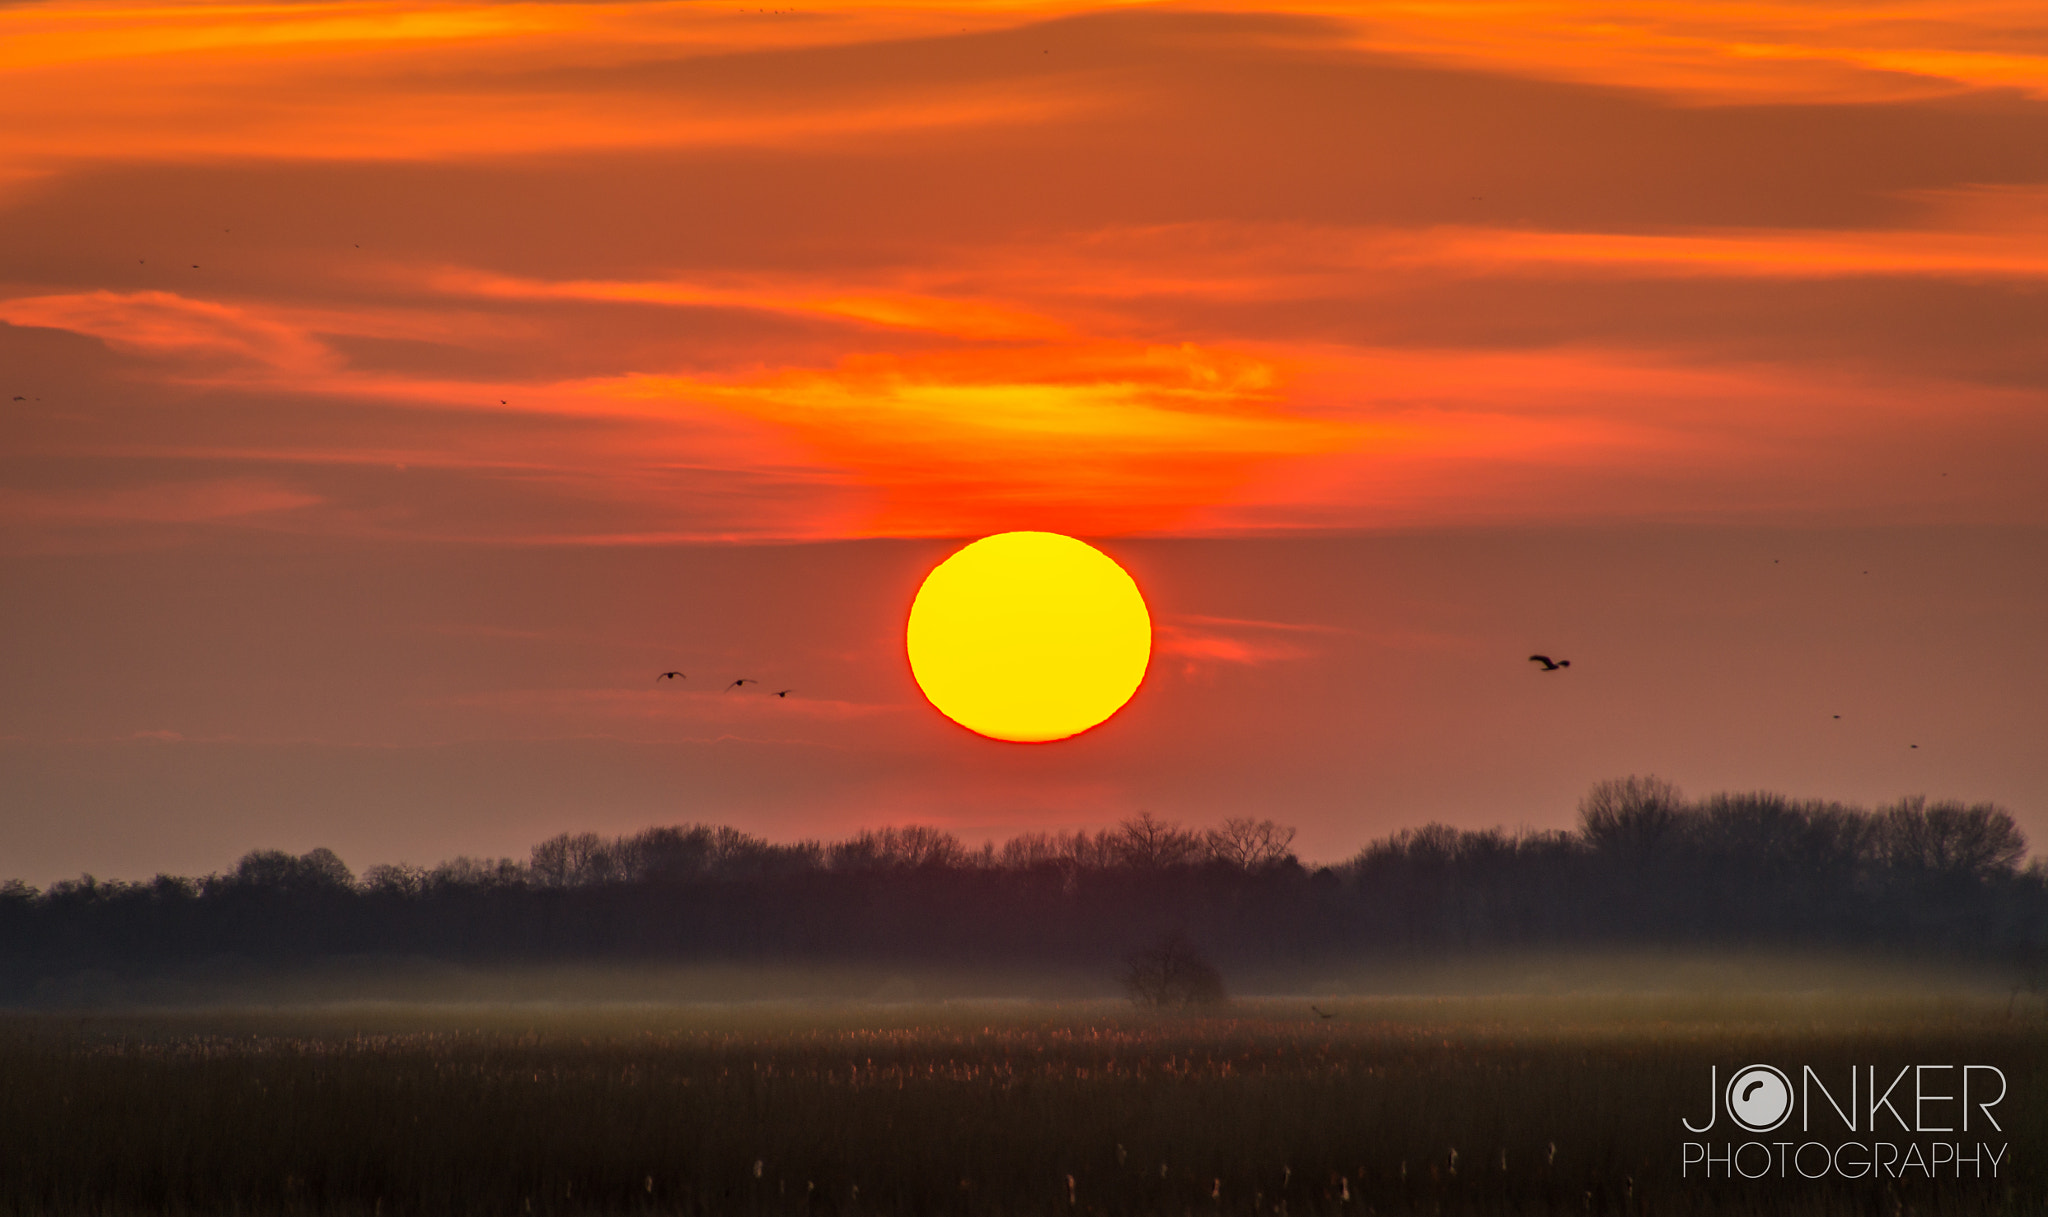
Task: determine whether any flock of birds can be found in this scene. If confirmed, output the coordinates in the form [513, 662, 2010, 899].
[657, 672, 793, 698]
[646, 622, 1911, 746]
[658, 657, 1580, 700]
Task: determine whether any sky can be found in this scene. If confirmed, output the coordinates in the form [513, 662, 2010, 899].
[2, 0, 2045, 884]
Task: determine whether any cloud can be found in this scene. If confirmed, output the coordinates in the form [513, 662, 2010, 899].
[952, 196, 2048, 319]
[0, 478, 321, 525]
[1390, 216, 2048, 284]
[0, 291, 336, 374]
[0, 1, 1100, 171]
[1306, 0, 2048, 102]
[605, 342, 1360, 535]
[428, 268, 1072, 342]
[1153, 617, 1319, 666]
[4, 2, 2043, 550]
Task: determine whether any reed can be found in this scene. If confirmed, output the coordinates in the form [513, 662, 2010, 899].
[1, 993, 2037, 1215]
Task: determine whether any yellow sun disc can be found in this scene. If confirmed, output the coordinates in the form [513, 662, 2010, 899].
[907, 532, 1152, 743]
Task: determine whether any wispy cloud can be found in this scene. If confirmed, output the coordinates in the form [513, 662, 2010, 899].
[1307, 0, 2048, 101]
[0, 291, 337, 374]
[607, 343, 1360, 535]
[428, 269, 1072, 342]
[1154, 619, 1319, 666]
[5, 0, 2044, 550]
[0, 1, 1101, 172]
[0, 478, 321, 525]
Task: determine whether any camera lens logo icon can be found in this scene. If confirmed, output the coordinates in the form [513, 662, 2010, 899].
[1726, 1065, 1793, 1132]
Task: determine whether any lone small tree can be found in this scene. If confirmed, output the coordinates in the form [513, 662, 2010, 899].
[1122, 931, 1226, 1008]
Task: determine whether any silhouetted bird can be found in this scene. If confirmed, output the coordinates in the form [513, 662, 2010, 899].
[1310, 1005, 1334, 1020]
[775, 689, 793, 698]
[1529, 655, 1570, 671]
[657, 671, 685, 682]
[726, 679, 757, 692]
[1833, 715, 1841, 719]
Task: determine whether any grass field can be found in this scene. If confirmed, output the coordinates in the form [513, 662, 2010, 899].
[2, 984, 2040, 1215]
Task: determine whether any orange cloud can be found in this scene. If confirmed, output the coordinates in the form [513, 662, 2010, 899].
[1302, 0, 2048, 102]
[0, 0, 1021, 73]
[430, 269, 1072, 342]
[0, 0, 1100, 173]
[1154, 614, 1334, 666]
[0, 478, 321, 525]
[13, 0, 2042, 106]
[1197, 341, 2048, 531]
[947, 194, 2048, 317]
[14, 251, 2036, 544]
[605, 343, 1360, 535]
[1399, 217, 2048, 282]
[7, 0, 2046, 191]
[0, 291, 337, 373]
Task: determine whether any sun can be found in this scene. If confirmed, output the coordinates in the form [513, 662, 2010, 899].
[907, 532, 1152, 743]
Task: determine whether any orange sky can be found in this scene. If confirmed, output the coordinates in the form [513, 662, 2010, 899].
[2, 0, 2044, 880]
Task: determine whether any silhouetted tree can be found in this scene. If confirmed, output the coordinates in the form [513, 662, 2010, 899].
[221, 848, 354, 894]
[1205, 818, 1297, 869]
[0, 779, 2039, 998]
[1113, 814, 1203, 869]
[829, 826, 967, 871]
[1579, 775, 1684, 856]
[1122, 931, 1226, 1007]
[1877, 797, 2028, 881]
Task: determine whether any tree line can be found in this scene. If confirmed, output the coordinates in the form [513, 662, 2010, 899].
[2, 777, 2041, 995]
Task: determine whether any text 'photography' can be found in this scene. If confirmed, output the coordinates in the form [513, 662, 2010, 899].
[3, 0, 2047, 1213]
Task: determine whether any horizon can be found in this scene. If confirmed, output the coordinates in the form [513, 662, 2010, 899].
[11, 777, 2036, 889]
[5, 0, 2046, 894]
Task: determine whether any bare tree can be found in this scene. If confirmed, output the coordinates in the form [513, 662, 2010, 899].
[1579, 775, 1685, 855]
[530, 832, 617, 887]
[828, 825, 966, 870]
[1205, 818, 1298, 869]
[1122, 931, 1227, 1007]
[1113, 813, 1203, 869]
[1878, 797, 2028, 880]
[360, 863, 428, 896]
[223, 847, 355, 894]
[998, 832, 1062, 869]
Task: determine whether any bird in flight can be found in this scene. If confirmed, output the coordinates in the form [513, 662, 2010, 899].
[775, 689, 794, 698]
[1310, 1005, 1334, 1020]
[726, 679, 757, 692]
[657, 671, 685, 682]
[1529, 655, 1570, 671]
